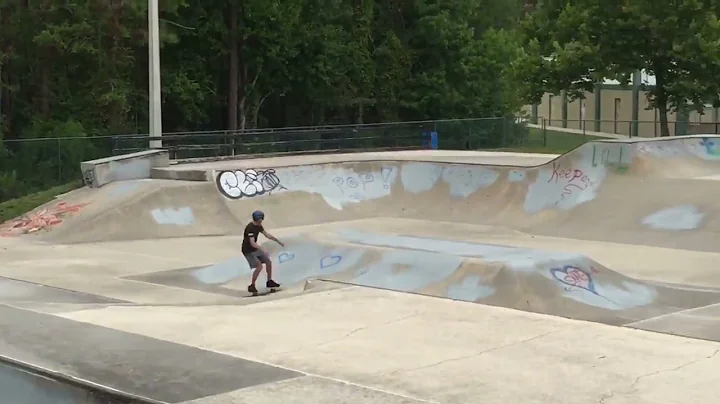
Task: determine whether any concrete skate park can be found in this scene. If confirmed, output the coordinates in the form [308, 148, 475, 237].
[2, 136, 720, 403]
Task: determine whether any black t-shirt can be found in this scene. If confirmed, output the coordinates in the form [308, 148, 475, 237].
[242, 222, 265, 254]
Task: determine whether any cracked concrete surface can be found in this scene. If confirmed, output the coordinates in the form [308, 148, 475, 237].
[599, 349, 720, 404]
[380, 329, 564, 377]
[57, 286, 720, 404]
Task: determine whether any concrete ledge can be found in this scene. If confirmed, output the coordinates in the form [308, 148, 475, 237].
[80, 150, 170, 188]
[527, 123, 629, 140]
[0, 305, 302, 403]
[0, 355, 159, 404]
[151, 167, 210, 182]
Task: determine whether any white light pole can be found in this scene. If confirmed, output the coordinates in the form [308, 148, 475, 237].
[148, 0, 162, 149]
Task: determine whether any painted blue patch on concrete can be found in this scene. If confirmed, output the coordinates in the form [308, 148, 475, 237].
[270, 242, 365, 286]
[335, 229, 582, 272]
[350, 249, 461, 292]
[447, 275, 495, 301]
[151, 207, 196, 226]
[192, 257, 249, 284]
[641, 205, 704, 230]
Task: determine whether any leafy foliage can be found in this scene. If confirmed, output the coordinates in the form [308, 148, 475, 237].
[517, 0, 720, 136]
[0, 0, 530, 200]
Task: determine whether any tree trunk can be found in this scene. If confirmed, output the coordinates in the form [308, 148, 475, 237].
[0, 57, 11, 135]
[227, 0, 238, 132]
[252, 91, 272, 128]
[237, 0, 247, 132]
[39, 64, 50, 117]
[654, 69, 670, 137]
[657, 98, 670, 137]
[0, 60, 3, 125]
[238, 64, 247, 131]
[0, 7, 3, 123]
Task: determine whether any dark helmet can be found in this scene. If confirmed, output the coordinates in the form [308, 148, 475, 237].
[252, 210, 265, 221]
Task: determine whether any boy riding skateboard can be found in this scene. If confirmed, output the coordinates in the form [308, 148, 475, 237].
[243, 210, 284, 294]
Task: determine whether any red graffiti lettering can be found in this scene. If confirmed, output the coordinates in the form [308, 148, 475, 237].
[0, 201, 89, 237]
[549, 161, 592, 199]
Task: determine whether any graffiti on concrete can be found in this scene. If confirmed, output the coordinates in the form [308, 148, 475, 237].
[591, 144, 630, 172]
[550, 265, 597, 294]
[525, 151, 609, 214]
[699, 138, 720, 156]
[278, 252, 295, 263]
[548, 161, 593, 201]
[216, 168, 285, 199]
[381, 167, 393, 189]
[82, 169, 97, 188]
[320, 254, 342, 269]
[295, 165, 397, 209]
[635, 142, 675, 157]
[332, 176, 372, 202]
[641, 205, 704, 230]
[549, 263, 658, 310]
[0, 202, 89, 236]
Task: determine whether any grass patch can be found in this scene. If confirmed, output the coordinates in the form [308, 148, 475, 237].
[0, 180, 83, 223]
[500, 127, 609, 154]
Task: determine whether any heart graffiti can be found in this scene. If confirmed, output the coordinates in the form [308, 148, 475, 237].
[320, 255, 342, 269]
[278, 252, 295, 263]
[550, 265, 597, 294]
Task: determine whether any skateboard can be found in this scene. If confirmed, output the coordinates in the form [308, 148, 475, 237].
[245, 287, 282, 297]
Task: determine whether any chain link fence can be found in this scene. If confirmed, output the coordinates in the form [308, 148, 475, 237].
[1, 116, 535, 202]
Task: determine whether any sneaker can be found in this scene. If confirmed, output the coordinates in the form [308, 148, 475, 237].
[247, 284, 258, 294]
[266, 280, 280, 288]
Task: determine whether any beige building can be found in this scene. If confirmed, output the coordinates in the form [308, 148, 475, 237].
[526, 71, 720, 137]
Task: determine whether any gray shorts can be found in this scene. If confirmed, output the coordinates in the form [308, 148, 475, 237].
[244, 250, 271, 267]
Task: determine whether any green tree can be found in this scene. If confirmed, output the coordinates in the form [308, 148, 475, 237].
[518, 0, 720, 136]
[0, 0, 531, 201]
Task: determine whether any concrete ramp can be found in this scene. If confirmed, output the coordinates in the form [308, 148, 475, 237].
[6, 135, 720, 248]
[129, 229, 720, 331]
[3, 135, 720, 341]
[1, 180, 241, 243]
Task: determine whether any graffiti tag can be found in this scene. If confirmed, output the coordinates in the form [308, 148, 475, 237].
[550, 265, 596, 294]
[82, 169, 97, 188]
[320, 255, 342, 269]
[381, 167, 393, 189]
[591, 144, 629, 172]
[699, 138, 720, 156]
[278, 252, 295, 263]
[0, 201, 89, 237]
[332, 172, 378, 192]
[548, 162, 592, 200]
[216, 168, 286, 199]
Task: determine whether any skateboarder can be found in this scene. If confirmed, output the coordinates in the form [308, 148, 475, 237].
[243, 210, 284, 294]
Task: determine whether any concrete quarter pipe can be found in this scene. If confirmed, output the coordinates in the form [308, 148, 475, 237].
[7, 137, 720, 336]
[51, 135, 716, 342]
[3, 136, 720, 402]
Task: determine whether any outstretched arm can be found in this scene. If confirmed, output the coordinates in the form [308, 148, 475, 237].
[262, 230, 284, 246]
